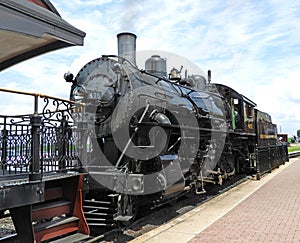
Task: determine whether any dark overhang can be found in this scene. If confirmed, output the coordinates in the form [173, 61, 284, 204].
[214, 83, 257, 107]
[0, 0, 86, 71]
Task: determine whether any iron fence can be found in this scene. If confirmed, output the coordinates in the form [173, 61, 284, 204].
[255, 144, 289, 179]
[0, 88, 81, 181]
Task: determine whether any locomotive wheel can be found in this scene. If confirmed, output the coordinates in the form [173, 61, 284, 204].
[118, 194, 139, 226]
[236, 155, 246, 173]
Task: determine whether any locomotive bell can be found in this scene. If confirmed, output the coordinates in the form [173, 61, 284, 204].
[169, 66, 183, 80]
[117, 32, 137, 65]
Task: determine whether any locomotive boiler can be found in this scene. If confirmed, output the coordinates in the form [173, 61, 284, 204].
[65, 33, 258, 222]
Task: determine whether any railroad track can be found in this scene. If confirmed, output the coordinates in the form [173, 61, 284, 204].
[288, 151, 300, 158]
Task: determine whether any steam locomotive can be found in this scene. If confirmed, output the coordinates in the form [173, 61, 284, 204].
[65, 33, 281, 224]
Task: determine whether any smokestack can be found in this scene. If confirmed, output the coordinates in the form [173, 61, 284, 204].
[117, 32, 137, 65]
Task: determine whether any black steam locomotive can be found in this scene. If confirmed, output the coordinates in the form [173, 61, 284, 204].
[65, 33, 286, 224]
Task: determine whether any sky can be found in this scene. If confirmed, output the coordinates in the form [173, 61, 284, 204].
[1, 0, 300, 136]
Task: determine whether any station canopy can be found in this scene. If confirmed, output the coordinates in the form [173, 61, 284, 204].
[0, 0, 86, 71]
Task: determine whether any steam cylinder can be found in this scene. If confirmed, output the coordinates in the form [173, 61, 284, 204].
[145, 55, 167, 78]
[117, 32, 137, 65]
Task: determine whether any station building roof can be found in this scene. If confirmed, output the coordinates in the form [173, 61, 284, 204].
[0, 0, 86, 71]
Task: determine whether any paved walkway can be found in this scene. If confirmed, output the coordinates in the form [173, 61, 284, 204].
[131, 158, 300, 243]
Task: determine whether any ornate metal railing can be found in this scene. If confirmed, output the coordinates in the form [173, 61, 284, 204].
[0, 88, 81, 181]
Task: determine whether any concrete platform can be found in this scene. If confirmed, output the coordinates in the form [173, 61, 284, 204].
[130, 158, 300, 243]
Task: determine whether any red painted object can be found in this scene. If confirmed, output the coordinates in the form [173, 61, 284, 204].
[27, 0, 48, 9]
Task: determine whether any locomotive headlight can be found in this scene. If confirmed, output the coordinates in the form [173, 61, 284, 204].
[128, 175, 144, 193]
[71, 85, 86, 102]
[132, 178, 142, 191]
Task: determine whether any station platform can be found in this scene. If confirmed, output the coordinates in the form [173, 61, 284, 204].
[130, 157, 300, 243]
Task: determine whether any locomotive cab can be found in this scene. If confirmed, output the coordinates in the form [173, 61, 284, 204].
[214, 84, 256, 134]
[213, 84, 257, 173]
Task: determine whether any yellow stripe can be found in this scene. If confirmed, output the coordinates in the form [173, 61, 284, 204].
[260, 134, 276, 139]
